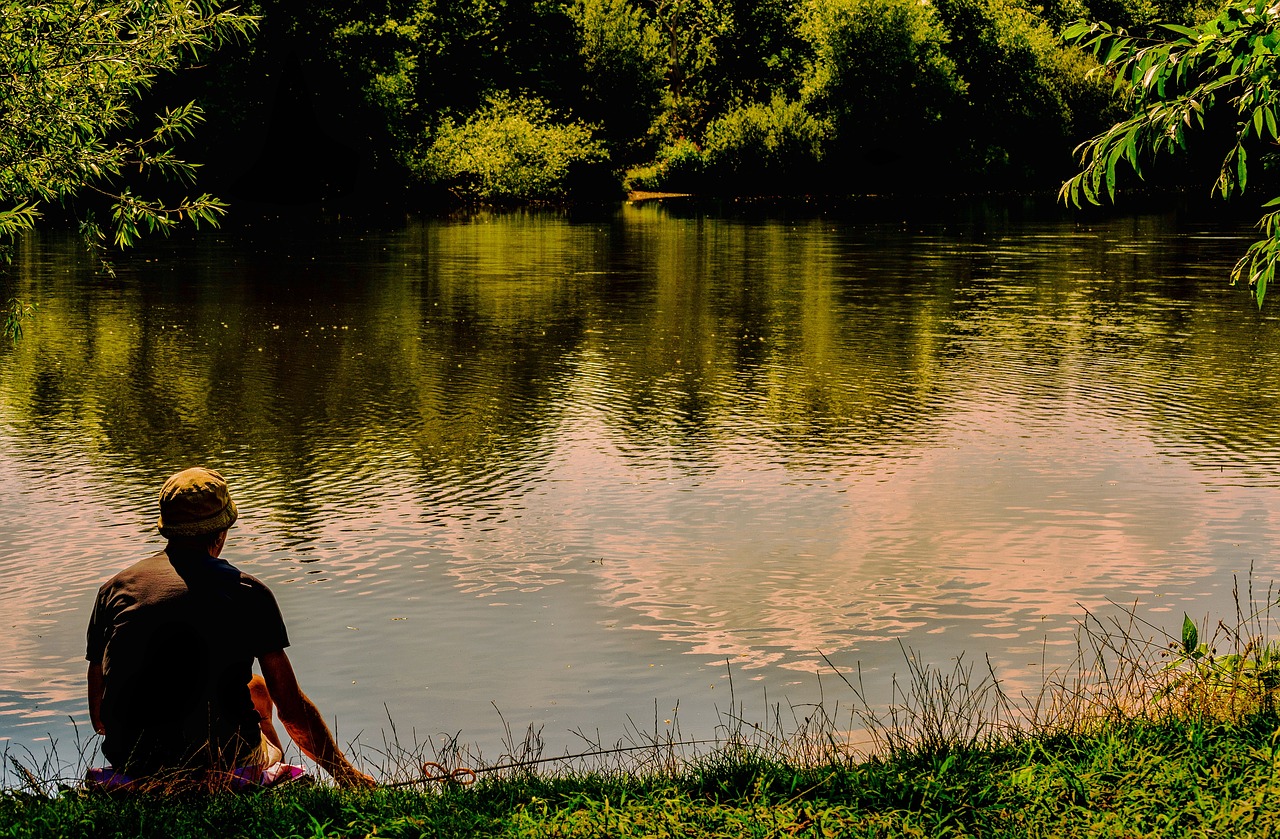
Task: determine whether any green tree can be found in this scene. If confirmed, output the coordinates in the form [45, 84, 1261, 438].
[570, 0, 666, 153]
[798, 0, 964, 189]
[1061, 0, 1280, 305]
[325, 0, 505, 149]
[934, 0, 1115, 186]
[0, 0, 257, 338]
[710, 0, 806, 104]
[645, 0, 735, 137]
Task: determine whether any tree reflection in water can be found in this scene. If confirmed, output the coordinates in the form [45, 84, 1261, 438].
[1, 204, 1277, 767]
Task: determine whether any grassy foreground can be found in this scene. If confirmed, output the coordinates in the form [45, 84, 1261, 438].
[7, 594, 1280, 838]
[4, 715, 1280, 838]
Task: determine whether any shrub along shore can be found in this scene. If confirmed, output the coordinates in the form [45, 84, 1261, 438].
[6, 599, 1280, 838]
[170, 0, 1224, 206]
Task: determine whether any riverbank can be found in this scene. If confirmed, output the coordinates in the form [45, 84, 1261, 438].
[8, 598, 1280, 838]
[3, 712, 1278, 838]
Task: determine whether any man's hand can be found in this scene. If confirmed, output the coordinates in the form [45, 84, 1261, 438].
[333, 764, 378, 789]
[259, 649, 376, 787]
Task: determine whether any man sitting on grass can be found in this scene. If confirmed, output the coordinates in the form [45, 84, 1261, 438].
[86, 467, 374, 788]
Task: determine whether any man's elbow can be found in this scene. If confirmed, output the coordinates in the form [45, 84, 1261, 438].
[273, 689, 317, 729]
[259, 651, 311, 722]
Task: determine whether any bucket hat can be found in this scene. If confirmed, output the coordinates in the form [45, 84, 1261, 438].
[157, 467, 238, 537]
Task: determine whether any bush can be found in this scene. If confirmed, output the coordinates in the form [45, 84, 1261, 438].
[934, 0, 1118, 185]
[623, 138, 708, 193]
[570, 0, 666, 156]
[418, 94, 607, 202]
[798, 0, 964, 189]
[702, 94, 828, 192]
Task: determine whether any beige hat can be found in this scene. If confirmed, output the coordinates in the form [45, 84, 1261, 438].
[157, 467, 239, 537]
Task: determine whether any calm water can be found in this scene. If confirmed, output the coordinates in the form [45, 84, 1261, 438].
[3, 200, 1279, 776]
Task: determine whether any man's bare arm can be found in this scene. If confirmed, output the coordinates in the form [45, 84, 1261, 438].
[87, 662, 106, 735]
[258, 649, 374, 787]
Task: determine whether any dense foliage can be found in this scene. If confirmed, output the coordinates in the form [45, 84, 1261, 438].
[177, 0, 1235, 204]
[799, 0, 964, 189]
[1063, 0, 1280, 305]
[0, 0, 1245, 216]
[1, 0, 1268, 223]
[0, 1, 255, 246]
[0, 0, 256, 338]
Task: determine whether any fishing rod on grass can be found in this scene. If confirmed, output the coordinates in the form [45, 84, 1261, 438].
[384, 738, 728, 788]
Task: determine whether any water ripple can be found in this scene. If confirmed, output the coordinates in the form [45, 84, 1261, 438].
[3, 210, 1279, 763]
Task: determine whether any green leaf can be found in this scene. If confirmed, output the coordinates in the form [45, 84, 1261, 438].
[1062, 20, 1093, 42]
[1104, 143, 1127, 201]
[1182, 614, 1198, 655]
[1103, 38, 1125, 65]
[1160, 23, 1200, 38]
[1124, 130, 1140, 168]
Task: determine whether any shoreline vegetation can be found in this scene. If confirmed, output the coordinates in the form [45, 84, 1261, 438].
[7, 586, 1280, 837]
[9, 0, 1280, 334]
[0, 0, 1251, 218]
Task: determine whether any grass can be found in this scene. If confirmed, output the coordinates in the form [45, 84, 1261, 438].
[6, 717, 1280, 837]
[7, 580, 1280, 838]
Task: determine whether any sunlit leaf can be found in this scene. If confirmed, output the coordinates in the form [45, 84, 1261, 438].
[1064, 0, 1280, 306]
[1161, 23, 1200, 38]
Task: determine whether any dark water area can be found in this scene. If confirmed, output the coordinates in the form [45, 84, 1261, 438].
[3, 199, 1279, 780]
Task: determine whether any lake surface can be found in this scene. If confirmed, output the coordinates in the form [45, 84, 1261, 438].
[3, 199, 1280, 779]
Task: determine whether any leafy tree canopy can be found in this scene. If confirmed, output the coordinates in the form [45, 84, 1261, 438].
[798, 0, 964, 181]
[1062, 0, 1280, 306]
[0, 1, 256, 256]
[1, 0, 256, 340]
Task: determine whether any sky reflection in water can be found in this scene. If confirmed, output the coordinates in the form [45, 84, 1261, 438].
[1, 203, 1278, 774]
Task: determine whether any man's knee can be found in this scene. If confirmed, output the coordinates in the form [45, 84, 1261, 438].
[248, 674, 273, 720]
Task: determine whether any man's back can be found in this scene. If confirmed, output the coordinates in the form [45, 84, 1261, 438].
[86, 547, 289, 775]
[87, 467, 373, 787]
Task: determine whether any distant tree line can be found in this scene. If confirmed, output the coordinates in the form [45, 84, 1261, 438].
[8, 0, 1280, 342]
[175, 0, 1222, 206]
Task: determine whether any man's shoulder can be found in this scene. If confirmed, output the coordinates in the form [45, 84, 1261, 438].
[221, 560, 283, 609]
[100, 550, 174, 589]
[223, 559, 291, 648]
[218, 558, 271, 591]
[234, 568, 277, 597]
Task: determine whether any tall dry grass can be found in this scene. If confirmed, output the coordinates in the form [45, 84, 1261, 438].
[7, 575, 1280, 793]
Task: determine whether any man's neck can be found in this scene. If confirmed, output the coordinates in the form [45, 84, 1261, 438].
[165, 542, 216, 561]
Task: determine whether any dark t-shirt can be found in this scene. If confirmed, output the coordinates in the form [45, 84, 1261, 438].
[86, 548, 290, 775]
